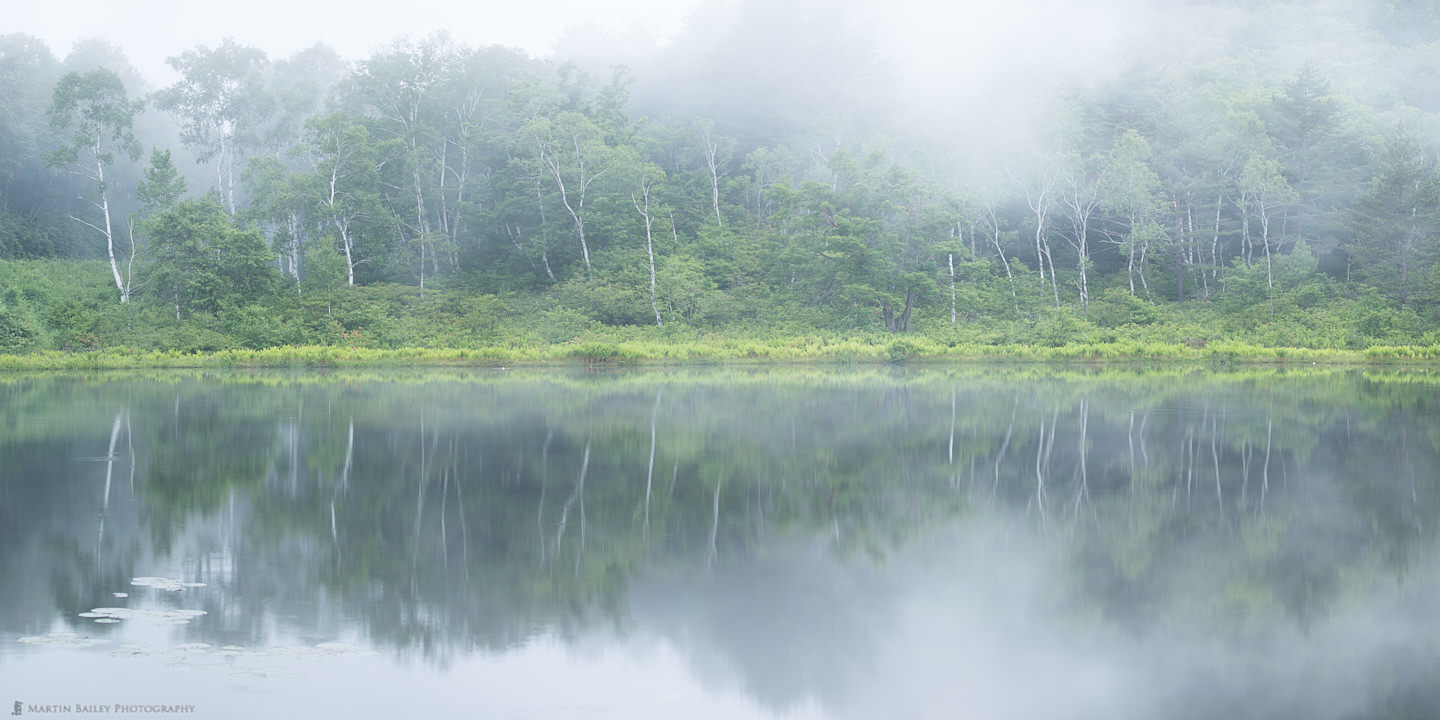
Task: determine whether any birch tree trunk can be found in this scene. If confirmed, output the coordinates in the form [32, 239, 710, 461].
[1017, 169, 1061, 307]
[78, 144, 129, 303]
[980, 203, 1019, 316]
[949, 253, 956, 324]
[632, 179, 663, 327]
[325, 166, 357, 286]
[702, 128, 723, 226]
[538, 132, 606, 278]
[1060, 166, 1100, 316]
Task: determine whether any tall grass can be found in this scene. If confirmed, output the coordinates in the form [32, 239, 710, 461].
[4, 335, 1436, 370]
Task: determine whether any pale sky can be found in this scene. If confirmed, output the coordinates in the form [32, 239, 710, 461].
[8, 0, 703, 86]
[7, 0, 1165, 95]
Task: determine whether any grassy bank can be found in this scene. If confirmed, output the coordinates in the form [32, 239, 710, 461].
[5, 335, 1440, 370]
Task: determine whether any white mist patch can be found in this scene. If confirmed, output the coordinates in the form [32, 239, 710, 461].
[853, 524, 1440, 719]
[630, 510, 1440, 720]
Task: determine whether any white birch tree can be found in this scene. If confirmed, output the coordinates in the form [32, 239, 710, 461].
[304, 113, 381, 286]
[528, 112, 617, 278]
[1059, 156, 1103, 316]
[1100, 130, 1166, 299]
[633, 173, 664, 327]
[46, 68, 143, 303]
[1237, 153, 1298, 297]
[155, 39, 270, 216]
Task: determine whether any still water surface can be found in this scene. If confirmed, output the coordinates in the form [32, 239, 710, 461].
[1, 367, 1437, 719]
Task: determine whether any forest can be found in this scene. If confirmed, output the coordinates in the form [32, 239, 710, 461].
[4, 0, 1440, 359]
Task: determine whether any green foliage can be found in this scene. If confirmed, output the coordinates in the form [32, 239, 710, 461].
[302, 238, 348, 297]
[152, 39, 269, 213]
[0, 287, 45, 352]
[220, 304, 302, 349]
[44, 68, 142, 168]
[125, 319, 236, 354]
[656, 255, 717, 324]
[1347, 289, 1430, 345]
[136, 148, 186, 214]
[458, 294, 512, 334]
[884, 337, 943, 362]
[1344, 129, 1440, 305]
[1027, 307, 1102, 347]
[557, 341, 639, 363]
[43, 296, 106, 349]
[1090, 287, 1161, 327]
[0, 211, 59, 257]
[142, 197, 279, 319]
[11, 20, 1440, 358]
[556, 274, 650, 326]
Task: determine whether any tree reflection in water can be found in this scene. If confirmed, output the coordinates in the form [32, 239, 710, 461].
[1, 367, 1437, 719]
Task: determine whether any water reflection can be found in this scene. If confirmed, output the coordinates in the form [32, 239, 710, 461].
[1, 367, 1437, 719]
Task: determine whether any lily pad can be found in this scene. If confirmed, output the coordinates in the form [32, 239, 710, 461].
[130, 577, 203, 592]
[79, 606, 205, 624]
[17, 632, 109, 648]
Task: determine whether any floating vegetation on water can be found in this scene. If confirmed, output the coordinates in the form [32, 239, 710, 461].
[79, 607, 207, 624]
[130, 577, 206, 592]
[17, 633, 109, 648]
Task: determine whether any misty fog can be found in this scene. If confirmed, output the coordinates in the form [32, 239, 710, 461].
[6, 1, 1440, 716]
[17, 0, 1440, 197]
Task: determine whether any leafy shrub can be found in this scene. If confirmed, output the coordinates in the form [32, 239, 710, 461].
[0, 289, 45, 352]
[1089, 287, 1160, 327]
[136, 322, 235, 353]
[1031, 307, 1101, 347]
[221, 304, 303, 349]
[558, 341, 638, 363]
[557, 276, 650, 325]
[0, 211, 59, 258]
[886, 338, 922, 363]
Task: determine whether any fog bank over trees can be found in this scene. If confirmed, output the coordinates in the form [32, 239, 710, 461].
[4, 0, 1440, 354]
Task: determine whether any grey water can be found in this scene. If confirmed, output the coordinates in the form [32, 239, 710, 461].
[1, 367, 1437, 719]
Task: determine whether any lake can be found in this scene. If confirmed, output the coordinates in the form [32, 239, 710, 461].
[1, 366, 1437, 719]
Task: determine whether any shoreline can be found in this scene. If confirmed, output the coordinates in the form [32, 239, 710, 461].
[4, 338, 1440, 370]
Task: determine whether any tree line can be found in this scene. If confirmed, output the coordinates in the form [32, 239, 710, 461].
[3, 1, 1440, 352]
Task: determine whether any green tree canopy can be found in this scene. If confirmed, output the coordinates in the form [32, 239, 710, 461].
[143, 196, 278, 319]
